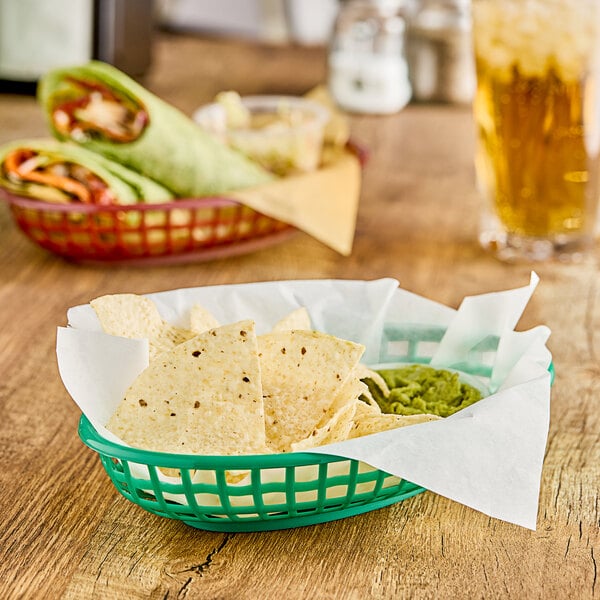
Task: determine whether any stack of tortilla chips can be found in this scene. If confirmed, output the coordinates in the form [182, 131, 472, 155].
[91, 294, 439, 458]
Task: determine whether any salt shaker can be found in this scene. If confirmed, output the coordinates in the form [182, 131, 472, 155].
[405, 0, 475, 104]
[328, 0, 412, 114]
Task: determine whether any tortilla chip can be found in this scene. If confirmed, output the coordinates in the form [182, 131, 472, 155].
[91, 293, 196, 359]
[189, 303, 220, 334]
[106, 320, 266, 455]
[272, 307, 312, 332]
[355, 363, 390, 397]
[304, 84, 351, 148]
[258, 330, 364, 452]
[353, 396, 382, 419]
[288, 374, 367, 452]
[225, 470, 252, 484]
[359, 386, 378, 408]
[320, 374, 368, 423]
[349, 412, 441, 439]
[291, 400, 357, 452]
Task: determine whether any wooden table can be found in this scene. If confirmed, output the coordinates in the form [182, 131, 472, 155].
[0, 33, 598, 599]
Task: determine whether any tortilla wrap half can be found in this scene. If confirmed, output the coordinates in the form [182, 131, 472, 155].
[0, 138, 173, 205]
[38, 61, 274, 197]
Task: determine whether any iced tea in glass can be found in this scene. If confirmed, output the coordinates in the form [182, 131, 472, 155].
[472, 0, 600, 261]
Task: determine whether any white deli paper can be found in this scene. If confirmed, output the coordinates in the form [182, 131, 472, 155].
[57, 275, 552, 530]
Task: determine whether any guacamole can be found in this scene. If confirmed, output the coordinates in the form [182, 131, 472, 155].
[362, 364, 483, 418]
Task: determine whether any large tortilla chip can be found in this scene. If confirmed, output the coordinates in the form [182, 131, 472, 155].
[258, 330, 365, 452]
[91, 294, 196, 359]
[272, 307, 312, 332]
[106, 320, 266, 455]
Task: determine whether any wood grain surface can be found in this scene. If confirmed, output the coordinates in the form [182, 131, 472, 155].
[0, 33, 598, 599]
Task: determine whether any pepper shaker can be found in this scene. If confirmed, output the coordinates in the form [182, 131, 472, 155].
[405, 0, 475, 104]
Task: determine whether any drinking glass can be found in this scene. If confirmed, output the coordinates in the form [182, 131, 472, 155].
[472, 0, 600, 261]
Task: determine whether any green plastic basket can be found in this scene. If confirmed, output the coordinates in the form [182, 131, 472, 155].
[79, 416, 426, 532]
[77, 324, 553, 532]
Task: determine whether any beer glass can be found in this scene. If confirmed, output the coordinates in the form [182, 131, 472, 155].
[472, 0, 600, 261]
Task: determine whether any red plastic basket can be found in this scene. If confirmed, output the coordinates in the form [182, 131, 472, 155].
[1, 192, 296, 266]
[1, 141, 367, 265]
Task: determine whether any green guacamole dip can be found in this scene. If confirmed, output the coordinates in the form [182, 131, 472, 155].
[363, 364, 484, 417]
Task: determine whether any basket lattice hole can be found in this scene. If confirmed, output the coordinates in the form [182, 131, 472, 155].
[256, 467, 288, 510]
[121, 231, 143, 247]
[70, 232, 92, 247]
[290, 464, 323, 505]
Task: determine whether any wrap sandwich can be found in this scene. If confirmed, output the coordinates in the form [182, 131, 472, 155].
[38, 61, 275, 197]
[0, 139, 173, 205]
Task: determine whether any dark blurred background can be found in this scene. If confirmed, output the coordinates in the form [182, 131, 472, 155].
[0, 0, 474, 108]
[0, 0, 339, 83]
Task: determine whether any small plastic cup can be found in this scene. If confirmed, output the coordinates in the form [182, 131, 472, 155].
[193, 95, 330, 176]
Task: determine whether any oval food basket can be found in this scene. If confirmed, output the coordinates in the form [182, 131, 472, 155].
[77, 323, 551, 533]
[79, 416, 425, 533]
[1, 141, 368, 266]
[1, 192, 295, 266]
